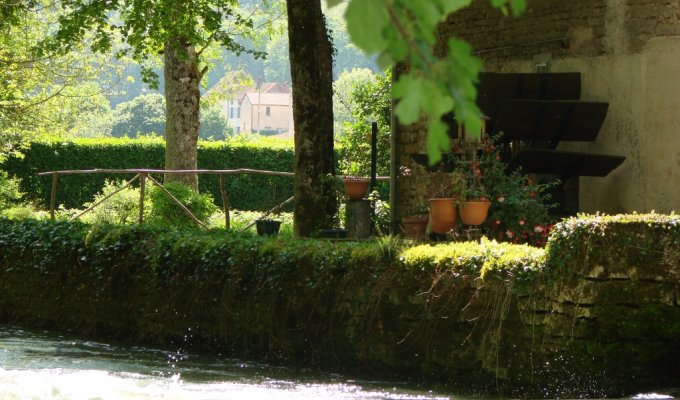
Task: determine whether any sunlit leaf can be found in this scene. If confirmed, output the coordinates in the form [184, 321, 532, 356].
[345, 0, 390, 54]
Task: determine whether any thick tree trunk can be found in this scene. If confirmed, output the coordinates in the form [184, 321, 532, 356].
[287, 0, 336, 237]
[164, 37, 200, 190]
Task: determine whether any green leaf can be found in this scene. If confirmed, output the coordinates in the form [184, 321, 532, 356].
[409, 2, 442, 31]
[392, 75, 427, 125]
[509, 0, 527, 15]
[425, 118, 449, 165]
[344, 0, 390, 54]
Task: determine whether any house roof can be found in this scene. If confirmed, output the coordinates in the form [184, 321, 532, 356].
[243, 92, 291, 106]
[205, 70, 252, 100]
[260, 82, 290, 93]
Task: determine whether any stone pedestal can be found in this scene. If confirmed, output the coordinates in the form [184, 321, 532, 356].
[345, 199, 372, 238]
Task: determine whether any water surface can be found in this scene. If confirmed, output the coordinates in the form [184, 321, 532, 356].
[0, 326, 452, 399]
[1, 326, 676, 400]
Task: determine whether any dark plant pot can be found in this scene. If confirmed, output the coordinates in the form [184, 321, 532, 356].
[256, 219, 281, 236]
[318, 228, 348, 239]
[402, 216, 429, 238]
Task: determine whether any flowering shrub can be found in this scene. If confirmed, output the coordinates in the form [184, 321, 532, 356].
[456, 139, 559, 247]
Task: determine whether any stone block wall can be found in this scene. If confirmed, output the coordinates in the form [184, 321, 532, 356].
[397, 0, 680, 217]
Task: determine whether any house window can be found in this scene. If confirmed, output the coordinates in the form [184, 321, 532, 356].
[229, 104, 239, 119]
[265, 106, 271, 116]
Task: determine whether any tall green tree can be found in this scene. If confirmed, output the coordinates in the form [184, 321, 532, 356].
[44, 0, 272, 189]
[1, 2, 114, 161]
[287, 0, 336, 236]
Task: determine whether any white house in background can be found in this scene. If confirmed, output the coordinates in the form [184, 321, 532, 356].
[240, 92, 294, 135]
[218, 81, 291, 135]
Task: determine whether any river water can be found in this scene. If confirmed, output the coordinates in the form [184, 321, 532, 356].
[0, 325, 676, 400]
[0, 325, 456, 400]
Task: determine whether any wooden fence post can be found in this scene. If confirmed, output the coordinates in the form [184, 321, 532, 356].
[139, 173, 146, 224]
[219, 174, 230, 230]
[50, 174, 58, 220]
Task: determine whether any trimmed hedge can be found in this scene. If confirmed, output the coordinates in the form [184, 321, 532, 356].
[1, 137, 295, 211]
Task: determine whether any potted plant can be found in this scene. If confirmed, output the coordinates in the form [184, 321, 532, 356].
[340, 158, 370, 201]
[427, 170, 464, 234]
[454, 155, 492, 226]
[398, 166, 429, 238]
[459, 184, 491, 226]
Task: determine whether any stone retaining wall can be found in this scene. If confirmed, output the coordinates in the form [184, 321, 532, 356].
[0, 217, 678, 397]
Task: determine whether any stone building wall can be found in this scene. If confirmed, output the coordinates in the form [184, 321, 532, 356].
[398, 0, 680, 220]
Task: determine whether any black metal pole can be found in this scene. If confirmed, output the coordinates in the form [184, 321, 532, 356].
[389, 66, 399, 235]
[370, 121, 378, 191]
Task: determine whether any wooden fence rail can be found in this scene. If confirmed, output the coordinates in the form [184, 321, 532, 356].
[38, 168, 389, 231]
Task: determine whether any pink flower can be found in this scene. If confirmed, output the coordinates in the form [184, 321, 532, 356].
[497, 196, 505, 203]
[506, 230, 514, 238]
[519, 220, 525, 226]
[534, 225, 544, 233]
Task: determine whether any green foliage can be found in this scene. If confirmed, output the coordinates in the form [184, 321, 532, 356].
[1, 4, 121, 154]
[0, 217, 548, 292]
[333, 0, 526, 163]
[545, 212, 680, 272]
[110, 94, 229, 139]
[333, 68, 377, 134]
[80, 180, 146, 225]
[0, 171, 23, 210]
[199, 105, 229, 140]
[336, 69, 391, 201]
[400, 237, 545, 284]
[0, 204, 49, 220]
[368, 190, 391, 234]
[148, 182, 217, 228]
[42, 0, 270, 89]
[1, 137, 295, 211]
[207, 210, 294, 236]
[111, 93, 166, 137]
[458, 139, 559, 246]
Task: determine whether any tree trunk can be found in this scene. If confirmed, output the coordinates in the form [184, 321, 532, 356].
[164, 37, 200, 190]
[287, 0, 336, 237]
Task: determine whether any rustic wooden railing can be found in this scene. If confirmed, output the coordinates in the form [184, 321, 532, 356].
[38, 168, 295, 230]
[38, 168, 389, 231]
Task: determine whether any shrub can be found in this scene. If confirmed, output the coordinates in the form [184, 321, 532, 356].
[207, 210, 294, 236]
[111, 93, 166, 137]
[80, 179, 146, 225]
[0, 205, 49, 220]
[0, 171, 22, 209]
[148, 182, 217, 229]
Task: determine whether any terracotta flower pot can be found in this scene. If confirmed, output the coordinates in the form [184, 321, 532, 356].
[402, 215, 428, 238]
[428, 198, 458, 234]
[343, 178, 370, 200]
[459, 200, 491, 226]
